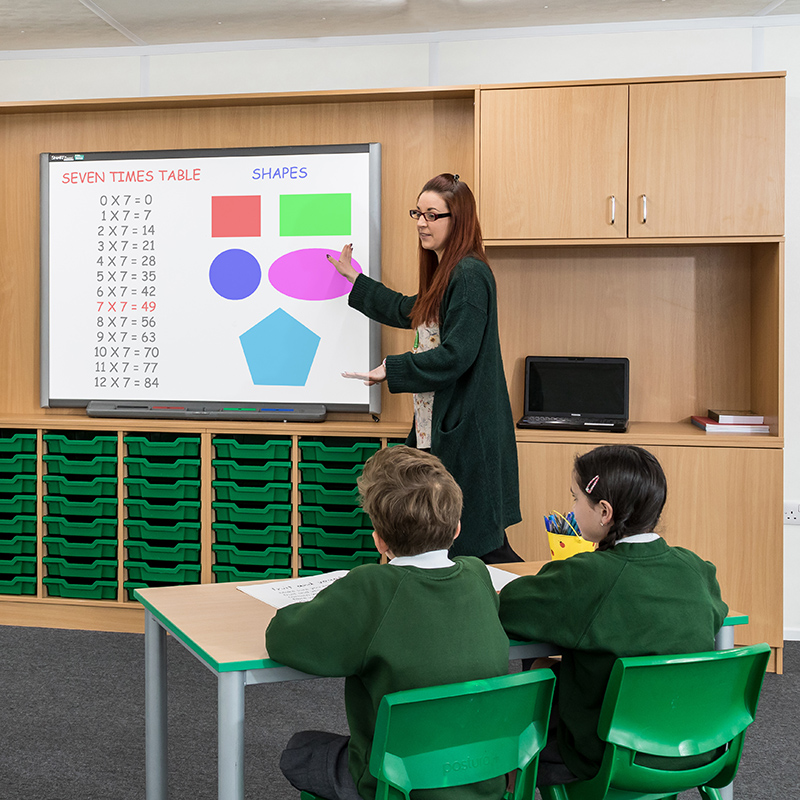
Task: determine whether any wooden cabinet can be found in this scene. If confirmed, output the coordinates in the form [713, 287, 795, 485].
[479, 74, 785, 240]
[628, 77, 785, 237]
[479, 84, 629, 240]
[512, 440, 783, 661]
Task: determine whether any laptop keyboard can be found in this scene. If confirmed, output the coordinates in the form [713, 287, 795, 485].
[520, 415, 620, 427]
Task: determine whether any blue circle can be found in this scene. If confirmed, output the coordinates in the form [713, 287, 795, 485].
[209, 249, 262, 300]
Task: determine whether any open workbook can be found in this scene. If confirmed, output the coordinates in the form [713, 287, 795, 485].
[238, 565, 522, 609]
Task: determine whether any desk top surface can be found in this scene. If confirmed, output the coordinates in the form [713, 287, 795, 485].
[136, 561, 745, 673]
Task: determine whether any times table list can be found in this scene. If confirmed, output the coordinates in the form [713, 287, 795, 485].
[93, 191, 160, 394]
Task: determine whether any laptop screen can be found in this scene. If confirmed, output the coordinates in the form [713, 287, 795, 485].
[524, 357, 629, 418]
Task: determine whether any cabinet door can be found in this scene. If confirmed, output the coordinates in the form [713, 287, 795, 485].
[510, 441, 783, 650]
[629, 77, 785, 237]
[480, 85, 628, 240]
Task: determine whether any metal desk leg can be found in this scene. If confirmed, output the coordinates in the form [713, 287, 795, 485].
[218, 671, 246, 800]
[714, 625, 735, 800]
[145, 610, 169, 800]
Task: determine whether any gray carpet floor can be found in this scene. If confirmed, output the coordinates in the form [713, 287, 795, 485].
[0, 626, 795, 799]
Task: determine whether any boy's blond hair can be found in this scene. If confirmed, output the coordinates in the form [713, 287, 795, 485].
[357, 445, 462, 556]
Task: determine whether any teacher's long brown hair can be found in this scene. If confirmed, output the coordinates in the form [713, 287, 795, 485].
[410, 174, 488, 328]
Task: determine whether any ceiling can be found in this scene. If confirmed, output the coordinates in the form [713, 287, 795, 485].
[1, 0, 798, 52]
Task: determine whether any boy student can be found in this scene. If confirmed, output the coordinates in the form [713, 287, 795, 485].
[266, 445, 510, 800]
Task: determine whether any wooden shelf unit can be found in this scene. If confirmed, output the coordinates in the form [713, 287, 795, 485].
[0, 74, 785, 670]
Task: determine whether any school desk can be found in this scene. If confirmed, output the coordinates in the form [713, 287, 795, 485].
[135, 562, 747, 800]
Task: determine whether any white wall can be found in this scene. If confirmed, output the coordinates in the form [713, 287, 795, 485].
[2, 15, 798, 638]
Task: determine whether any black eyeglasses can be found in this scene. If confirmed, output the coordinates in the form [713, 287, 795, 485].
[409, 209, 452, 222]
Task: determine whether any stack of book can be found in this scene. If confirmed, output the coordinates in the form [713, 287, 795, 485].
[690, 410, 769, 434]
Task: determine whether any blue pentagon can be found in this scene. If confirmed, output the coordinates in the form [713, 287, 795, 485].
[240, 308, 320, 386]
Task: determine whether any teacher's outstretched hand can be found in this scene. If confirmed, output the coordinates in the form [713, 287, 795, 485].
[342, 362, 386, 386]
[327, 243, 358, 284]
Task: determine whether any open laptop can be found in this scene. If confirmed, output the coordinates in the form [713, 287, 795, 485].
[517, 356, 629, 432]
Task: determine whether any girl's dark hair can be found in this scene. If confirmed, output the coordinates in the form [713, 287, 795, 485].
[573, 445, 667, 551]
[410, 173, 488, 328]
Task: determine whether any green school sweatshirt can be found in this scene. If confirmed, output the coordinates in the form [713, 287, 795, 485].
[266, 557, 510, 800]
[498, 538, 729, 780]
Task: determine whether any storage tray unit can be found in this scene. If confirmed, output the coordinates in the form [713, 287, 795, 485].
[211, 435, 292, 582]
[296, 438, 378, 570]
[0, 431, 39, 593]
[42, 431, 119, 599]
[124, 433, 202, 593]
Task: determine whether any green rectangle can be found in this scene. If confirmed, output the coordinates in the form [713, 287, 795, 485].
[280, 193, 351, 236]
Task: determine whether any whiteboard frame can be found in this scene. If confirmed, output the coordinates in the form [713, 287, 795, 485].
[40, 142, 382, 416]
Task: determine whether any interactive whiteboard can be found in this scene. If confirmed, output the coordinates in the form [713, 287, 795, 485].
[40, 143, 381, 417]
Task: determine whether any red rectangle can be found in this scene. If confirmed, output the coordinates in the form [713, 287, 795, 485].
[212, 195, 261, 237]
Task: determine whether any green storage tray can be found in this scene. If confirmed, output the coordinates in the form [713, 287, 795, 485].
[43, 515, 118, 540]
[212, 522, 292, 547]
[0, 555, 37, 576]
[0, 535, 37, 557]
[44, 495, 117, 518]
[299, 505, 371, 529]
[0, 431, 36, 454]
[44, 433, 117, 456]
[124, 434, 201, 458]
[0, 473, 37, 495]
[212, 436, 292, 461]
[212, 459, 291, 482]
[124, 560, 202, 583]
[124, 477, 201, 500]
[124, 457, 201, 479]
[212, 544, 292, 567]
[297, 462, 364, 486]
[299, 483, 360, 506]
[44, 577, 117, 600]
[43, 474, 117, 497]
[124, 497, 201, 521]
[123, 539, 201, 564]
[212, 564, 293, 583]
[123, 519, 202, 543]
[212, 501, 292, 525]
[0, 574, 37, 595]
[0, 452, 37, 475]
[212, 480, 291, 504]
[299, 548, 380, 571]
[126, 579, 199, 601]
[43, 454, 117, 476]
[299, 526, 374, 550]
[44, 536, 117, 560]
[299, 440, 379, 464]
[0, 515, 37, 536]
[43, 557, 117, 580]
[0, 495, 37, 516]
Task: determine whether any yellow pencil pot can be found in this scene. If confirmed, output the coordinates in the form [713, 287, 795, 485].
[548, 531, 595, 560]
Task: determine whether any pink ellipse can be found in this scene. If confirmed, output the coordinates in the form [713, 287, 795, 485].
[268, 248, 364, 301]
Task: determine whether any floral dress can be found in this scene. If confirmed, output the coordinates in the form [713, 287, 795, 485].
[412, 322, 439, 449]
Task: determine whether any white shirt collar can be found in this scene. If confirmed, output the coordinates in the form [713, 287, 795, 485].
[388, 549, 454, 568]
[614, 532, 661, 545]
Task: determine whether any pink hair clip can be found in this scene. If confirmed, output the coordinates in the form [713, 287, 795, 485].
[585, 475, 600, 494]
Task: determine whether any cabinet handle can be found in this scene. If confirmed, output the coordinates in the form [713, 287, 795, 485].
[609, 195, 616, 225]
[641, 194, 647, 224]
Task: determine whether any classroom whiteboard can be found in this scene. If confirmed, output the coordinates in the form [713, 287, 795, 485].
[40, 143, 381, 414]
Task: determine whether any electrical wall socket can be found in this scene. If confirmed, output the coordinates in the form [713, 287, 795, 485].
[785, 502, 800, 525]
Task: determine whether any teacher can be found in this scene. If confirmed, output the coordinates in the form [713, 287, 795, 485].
[328, 173, 521, 562]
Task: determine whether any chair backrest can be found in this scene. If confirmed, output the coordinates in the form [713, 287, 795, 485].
[369, 669, 556, 800]
[590, 643, 771, 797]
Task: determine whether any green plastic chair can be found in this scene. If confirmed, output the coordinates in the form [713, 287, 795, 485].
[540, 643, 771, 800]
[300, 668, 556, 800]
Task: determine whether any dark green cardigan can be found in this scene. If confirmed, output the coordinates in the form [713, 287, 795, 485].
[266, 557, 510, 800]
[498, 539, 729, 780]
[348, 258, 521, 557]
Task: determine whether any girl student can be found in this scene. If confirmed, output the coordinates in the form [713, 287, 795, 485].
[328, 173, 521, 562]
[499, 444, 729, 785]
